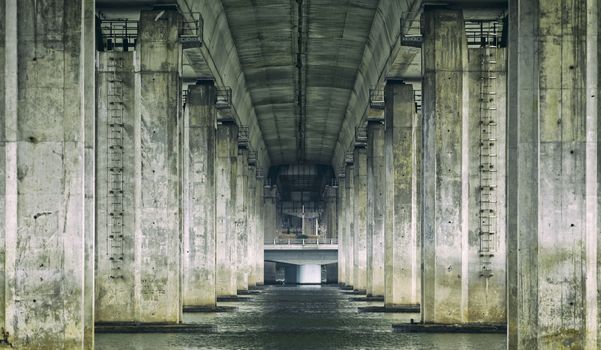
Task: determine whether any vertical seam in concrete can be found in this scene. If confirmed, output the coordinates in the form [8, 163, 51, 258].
[4, 0, 17, 339]
[585, 0, 598, 347]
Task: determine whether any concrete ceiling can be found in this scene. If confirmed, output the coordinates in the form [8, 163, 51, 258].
[98, 0, 507, 170]
[219, 0, 381, 165]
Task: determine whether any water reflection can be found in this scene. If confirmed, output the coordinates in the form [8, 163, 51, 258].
[96, 285, 506, 350]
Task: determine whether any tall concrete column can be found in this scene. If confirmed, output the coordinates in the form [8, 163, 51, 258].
[344, 163, 355, 288]
[255, 173, 265, 285]
[508, 0, 598, 348]
[324, 185, 337, 239]
[384, 82, 420, 309]
[264, 185, 278, 242]
[366, 120, 385, 297]
[422, 7, 506, 324]
[181, 82, 216, 307]
[216, 122, 238, 297]
[337, 175, 347, 285]
[235, 148, 249, 291]
[96, 39, 189, 319]
[353, 146, 368, 292]
[422, 9, 468, 323]
[135, 9, 183, 322]
[1, 0, 94, 347]
[96, 52, 136, 321]
[247, 164, 257, 287]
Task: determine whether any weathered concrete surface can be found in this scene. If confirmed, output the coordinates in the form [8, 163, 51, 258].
[353, 147, 368, 292]
[422, 8, 506, 325]
[135, 9, 183, 322]
[82, 0, 95, 347]
[182, 83, 216, 307]
[235, 149, 249, 291]
[366, 121, 385, 297]
[95, 52, 136, 322]
[255, 174, 265, 285]
[330, 0, 422, 169]
[384, 82, 420, 309]
[337, 176, 347, 285]
[216, 122, 238, 297]
[507, 0, 598, 348]
[247, 165, 257, 288]
[344, 164, 355, 288]
[466, 47, 506, 323]
[1, 0, 94, 347]
[421, 8, 467, 324]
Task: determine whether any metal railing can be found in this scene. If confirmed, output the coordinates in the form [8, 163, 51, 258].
[180, 13, 203, 49]
[265, 238, 338, 246]
[465, 20, 504, 48]
[100, 19, 138, 51]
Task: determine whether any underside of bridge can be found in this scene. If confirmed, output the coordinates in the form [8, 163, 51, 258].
[1, 0, 600, 349]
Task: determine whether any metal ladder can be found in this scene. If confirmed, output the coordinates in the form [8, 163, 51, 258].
[478, 44, 498, 279]
[107, 56, 125, 279]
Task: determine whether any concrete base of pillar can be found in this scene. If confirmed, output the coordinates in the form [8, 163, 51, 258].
[183, 305, 238, 313]
[392, 322, 506, 334]
[95, 323, 215, 334]
[359, 305, 420, 313]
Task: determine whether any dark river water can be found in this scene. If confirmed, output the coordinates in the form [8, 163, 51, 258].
[95, 285, 507, 349]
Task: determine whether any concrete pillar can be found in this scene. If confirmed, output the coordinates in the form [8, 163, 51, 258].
[344, 164, 355, 288]
[215, 122, 238, 297]
[422, 7, 467, 324]
[247, 164, 257, 288]
[324, 185, 337, 240]
[135, 9, 182, 322]
[95, 52, 136, 321]
[264, 185, 278, 242]
[181, 82, 216, 307]
[507, 0, 598, 348]
[337, 176, 347, 285]
[256, 173, 265, 285]
[353, 146, 368, 292]
[366, 120, 385, 297]
[466, 46, 507, 322]
[235, 148, 249, 291]
[384, 82, 420, 308]
[422, 7, 506, 324]
[1, 0, 94, 347]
